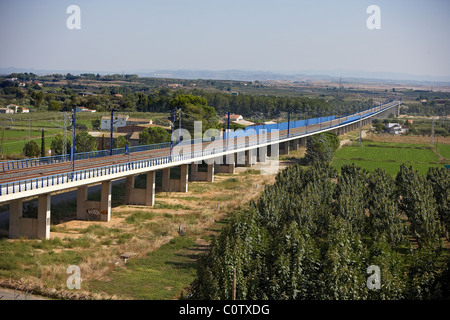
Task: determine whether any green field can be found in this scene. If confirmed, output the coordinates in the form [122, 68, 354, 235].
[87, 236, 197, 299]
[438, 144, 450, 160]
[0, 111, 165, 158]
[332, 141, 444, 176]
[1, 128, 60, 156]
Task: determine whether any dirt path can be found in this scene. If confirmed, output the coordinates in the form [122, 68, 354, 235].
[339, 129, 368, 149]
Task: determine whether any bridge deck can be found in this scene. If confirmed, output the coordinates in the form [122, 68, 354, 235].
[0, 102, 399, 203]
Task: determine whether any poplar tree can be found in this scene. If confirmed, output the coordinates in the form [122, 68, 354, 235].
[427, 167, 450, 240]
[41, 129, 45, 157]
[396, 164, 443, 250]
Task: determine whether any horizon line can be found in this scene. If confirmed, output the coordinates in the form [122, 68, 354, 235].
[1, 66, 450, 85]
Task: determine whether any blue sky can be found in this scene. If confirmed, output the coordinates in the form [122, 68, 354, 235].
[0, 0, 449, 79]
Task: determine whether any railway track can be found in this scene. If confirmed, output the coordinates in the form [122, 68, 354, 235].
[0, 109, 374, 185]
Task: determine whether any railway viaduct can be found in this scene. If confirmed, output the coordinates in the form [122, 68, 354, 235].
[0, 101, 400, 239]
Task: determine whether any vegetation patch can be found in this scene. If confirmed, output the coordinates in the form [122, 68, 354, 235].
[332, 140, 442, 176]
[125, 211, 157, 224]
[88, 236, 197, 299]
[187, 163, 450, 300]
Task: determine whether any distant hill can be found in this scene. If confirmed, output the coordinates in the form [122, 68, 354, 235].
[1, 67, 449, 85]
[136, 69, 450, 84]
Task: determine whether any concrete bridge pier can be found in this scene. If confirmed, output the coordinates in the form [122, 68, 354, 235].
[236, 150, 246, 167]
[124, 171, 156, 206]
[76, 181, 112, 222]
[290, 139, 300, 151]
[207, 162, 214, 182]
[226, 153, 236, 174]
[8, 199, 22, 238]
[257, 145, 268, 163]
[245, 149, 257, 167]
[267, 143, 280, 158]
[214, 155, 235, 174]
[279, 141, 290, 155]
[37, 194, 51, 239]
[300, 137, 307, 147]
[9, 194, 51, 240]
[191, 161, 215, 182]
[99, 181, 112, 222]
[162, 165, 189, 192]
[190, 163, 198, 181]
[76, 185, 88, 220]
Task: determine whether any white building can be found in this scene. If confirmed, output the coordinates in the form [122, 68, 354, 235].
[385, 123, 408, 135]
[6, 104, 19, 113]
[101, 115, 129, 130]
[0, 108, 14, 114]
[5, 105, 30, 113]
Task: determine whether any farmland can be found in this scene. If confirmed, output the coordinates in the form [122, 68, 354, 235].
[0, 111, 166, 159]
[332, 136, 450, 176]
[438, 144, 450, 160]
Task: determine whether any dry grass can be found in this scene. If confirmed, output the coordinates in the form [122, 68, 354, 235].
[0, 160, 284, 299]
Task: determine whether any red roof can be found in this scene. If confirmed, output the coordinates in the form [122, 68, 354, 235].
[222, 114, 242, 120]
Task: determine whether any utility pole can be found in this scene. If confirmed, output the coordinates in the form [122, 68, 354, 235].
[71, 106, 77, 180]
[436, 122, 439, 154]
[329, 111, 333, 128]
[1, 123, 4, 159]
[63, 112, 67, 159]
[29, 117, 32, 141]
[108, 107, 120, 156]
[359, 113, 363, 147]
[431, 117, 436, 145]
[178, 107, 182, 143]
[262, 111, 266, 131]
[226, 111, 230, 147]
[110, 108, 114, 156]
[287, 110, 291, 137]
[358, 105, 362, 147]
[170, 108, 175, 161]
[305, 110, 309, 134]
[41, 129, 45, 157]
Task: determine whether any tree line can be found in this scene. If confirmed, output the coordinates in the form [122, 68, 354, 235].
[1, 74, 374, 120]
[136, 89, 372, 120]
[187, 163, 450, 300]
